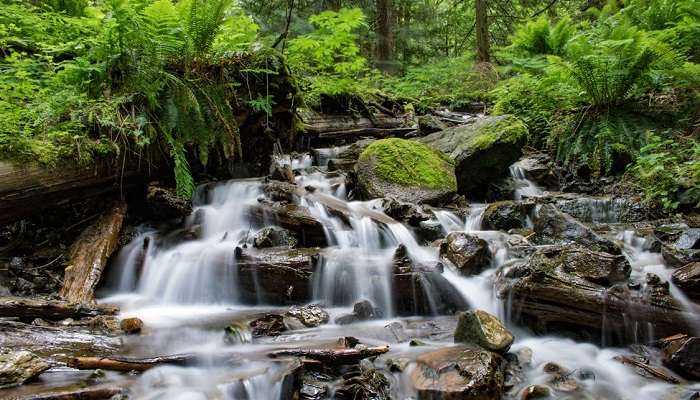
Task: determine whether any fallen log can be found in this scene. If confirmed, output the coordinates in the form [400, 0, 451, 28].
[67, 354, 197, 372]
[613, 355, 681, 384]
[300, 112, 404, 134]
[17, 387, 124, 400]
[60, 201, 127, 303]
[268, 345, 389, 365]
[0, 321, 119, 358]
[0, 297, 118, 321]
[317, 127, 416, 142]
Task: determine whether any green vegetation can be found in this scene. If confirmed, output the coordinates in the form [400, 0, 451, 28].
[359, 138, 456, 190]
[468, 115, 529, 152]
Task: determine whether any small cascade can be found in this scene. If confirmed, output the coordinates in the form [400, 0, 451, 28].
[313, 145, 350, 167]
[510, 160, 544, 200]
[557, 196, 633, 224]
[432, 209, 463, 234]
[465, 204, 487, 231]
[274, 153, 313, 170]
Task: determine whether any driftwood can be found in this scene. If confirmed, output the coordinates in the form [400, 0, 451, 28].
[60, 202, 127, 303]
[17, 387, 124, 400]
[0, 297, 118, 321]
[0, 321, 120, 358]
[613, 355, 681, 384]
[67, 354, 197, 371]
[268, 345, 389, 365]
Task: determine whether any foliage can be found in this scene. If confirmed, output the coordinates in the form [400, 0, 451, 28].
[359, 138, 456, 190]
[631, 133, 700, 211]
[501, 16, 576, 71]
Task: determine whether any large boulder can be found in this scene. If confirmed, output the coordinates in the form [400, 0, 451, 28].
[532, 204, 619, 254]
[419, 115, 528, 198]
[0, 351, 49, 388]
[417, 114, 447, 136]
[439, 232, 492, 276]
[482, 201, 533, 231]
[410, 345, 505, 400]
[454, 310, 514, 353]
[356, 138, 457, 205]
[253, 226, 298, 248]
[663, 336, 700, 379]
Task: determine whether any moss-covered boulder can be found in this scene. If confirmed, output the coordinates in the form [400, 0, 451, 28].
[419, 115, 528, 199]
[356, 138, 457, 205]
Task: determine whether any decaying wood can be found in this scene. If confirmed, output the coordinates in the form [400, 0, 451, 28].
[300, 112, 404, 134]
[0, 297, 118, 321]
[316, 127, 416, 142]
[268, 345, 389, 365]
[613, 355, 682, 384]
[17, 387, 124, 400]
[67, 354, 197, 371]
[60, 201, 127, 303]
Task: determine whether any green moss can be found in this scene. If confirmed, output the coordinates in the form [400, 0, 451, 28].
[359, 138, 456, 190]
[469, 115, 529, 151]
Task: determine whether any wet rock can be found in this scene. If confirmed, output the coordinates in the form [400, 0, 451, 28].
[553, 195, 648, 223]
[419, 115, 528, 199]
[662, 244, 700, 268]
[672, 262, 700, 302]
[247, 202, 327, 247]
[333, 365, 390, 400]
[335, 300, 380, 325]
[482, 201, 533, 231]
[415, 220, 445, 243]
[253, 226, 299, 248]
[146, 184, 192, 221]
[664, 337, 700, 379]
[514, 154, 558, 189]
[249, 314, 287, 337]
[417, 114, 447, 135]
[392, 244, 413, 274]
[454, 309, 514, 353]
[285, 304, 329, 328]
[0, 350, 49, 388]
[520, 385, 550, 400]
[356, 138, 457, 206]
[270, 164, 296, 184]
[120, 317, 143, 334]
[439, 232, 492, 276]
[393, 269, 469, 316]
[263, 180, 299, 202]
[385, 357, 411, 372]
[532, 204, 619, 254]
[495, 245, 699, 344]
[676, 229, 700, 250]
[379, 198, 430, 226]
[223, 322, 251, 345]
[410, 345, 505, 399]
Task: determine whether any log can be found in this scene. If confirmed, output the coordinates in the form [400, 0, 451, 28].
[317, 127, 416, 141]
[300, 112, 404, 134]
[0, 297, 118, 321]
[60, 201, 127, 303]
[67, 354, 197, 372]
[613, 355, 681, 384]
[17, 387, 124, 400]
[0, 321, 119, 358]
[268, 345, 389, 365]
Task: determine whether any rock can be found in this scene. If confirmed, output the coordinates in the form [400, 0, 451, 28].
[270, 164, 296, 184]
[356, 138, 457, 206]
[384, 321, 409, 343]
[419, 115, 528, 199]
[246, 202, 327, 247]
[417, 114, 447, 135]
[0, 351, 49, 388]
[416, 220, 445, 243]
[335, 300, 380, 325]
[672, 262, 700, 302]
[253, 226, 299, 248]
[664, 337, 700, 379]
[513, 154, 558, 189]
[379, 198, 430, 226]
[533, 204, 619, 254]
[554, 195, 647, 223]
[333, 365, 390, 400]
[520, 385, 550, 400]
[120, 317, 143, 334]
[223, 322, 251, 345]
[454, 309, 514, 353]
[146, 184, 192, 220]
[285, 304, 329, 328]
[495, 246, 699, 344]
[482, 201, 533, 231]
[675, 229, 700, 250]
[393, 269, 469, 316]
[263, 180, 299, 202]
[410, 345, 505, 399]
[439, 232, 492, 276]
[249, 314, 286, 337]
[392, 244, 413, 274]
[655, 223, 689, 243]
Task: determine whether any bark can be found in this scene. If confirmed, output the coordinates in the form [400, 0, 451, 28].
[475, 0, 490, 63]
[0, 297, 118, 321]
[376, 0, 393, 72]
[17, 387, 124, 400]
[300, 112, 405, 135]
[60, 201, 127, 303]
[268, 345, 389, 365]
[67, 354, 197, 372]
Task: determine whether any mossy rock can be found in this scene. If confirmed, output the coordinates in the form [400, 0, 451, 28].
[356, 138, 457, 205]
[419, 115, 528, 199]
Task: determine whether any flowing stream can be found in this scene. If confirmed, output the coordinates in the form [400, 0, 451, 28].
[91, 148, 700, 399]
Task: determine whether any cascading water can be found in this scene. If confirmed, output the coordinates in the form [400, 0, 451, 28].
[510, 160, 544, 200]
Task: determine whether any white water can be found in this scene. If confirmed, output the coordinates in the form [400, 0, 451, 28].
[510, 160, 544, 200]
[97, 146, 700, 400]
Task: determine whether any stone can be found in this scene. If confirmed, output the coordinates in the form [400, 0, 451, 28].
[223, 322, 252, 345]
[285, 304, 329, 328]
[379, 198, 430, 226]
[672, 262, 700, 302]
[356, 138, 457, 206]
[532, 204, 619, 254]
[454, 309, 514, 353]
[249, 314, 286, 337]
[410, 345, 505, 400]
[675, 229, 700, 250]
[417, 114, 447, 135]
[482, 201, 533, 231]
[664, 337, 700, 379]
[440, 232, 492, 276]
[252, 226, 299, 248]
[335, 300, 379, 325]
[270, 164, 296, 184]
[513, 154, 558, 189]
[120, 317, 143, 334]
[0, 351, 49, 388]
[419, 115, 528, 199]
[520, 385, 550, 400]
[393, 269, 469, 316]
[146, 184, 192, 220]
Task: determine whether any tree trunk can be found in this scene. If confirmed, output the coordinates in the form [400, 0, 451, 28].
[475, 0, 490, 63]
[376, 0, 393, 72]
[18, 387, 124, 400]
[67, 354, 197, 372]
[60, 201, 127, 303]
[0, 297, 118, 321]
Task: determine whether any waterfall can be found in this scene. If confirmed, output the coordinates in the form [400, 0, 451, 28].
[510, 160, 544, 200]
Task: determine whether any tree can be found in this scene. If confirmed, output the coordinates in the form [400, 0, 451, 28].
[475, 0, 490, 62]
[376, 0, 394, 71]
